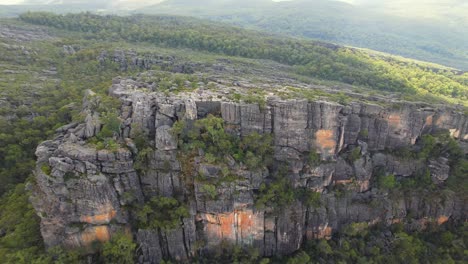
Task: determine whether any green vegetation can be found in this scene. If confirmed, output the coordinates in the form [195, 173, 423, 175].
[173, 114, 274, 171]
[200, 184, 217, 200]
[139, 71, 201, 93]
[102, 232, 136, 264]
[377, 174, 397, 190]
[299, 189, 322, 208]
[174, 115, 275, 196]
[0, 183, 138, 263]
[286, 251, 310, 264]
[18, 12, 468, 105]
[399, 169, 434, 192]
[191, 222, 467, 263]
[255, 177, 295, 210]
[0, 29, 124, 194]
[0, 10, 466, 263]
[308, 150, 321, 167]
[136, 196, 189, 230]
[139, 0, 468, 70]
[134, 147, 154, 174]
[297, 222, 467, 264]
[229, 89, 267, 110]
[84, 94, 124, 151]
[359, 129, 369, 139]
[347, 146, 361, 163]
[0, 184, 44, 263]
[97, 112, 121, 138]
[376, 131, 467, 195]
[40, 164, 51, 175]
[193, 241, 269, 264]
[255, 166, 295, 210]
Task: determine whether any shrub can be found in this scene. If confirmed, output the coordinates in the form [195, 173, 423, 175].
[343, 222, 369, 237]
[300, 189, 321, 208]
[359, 129, 368, 138]
[131, 124, 149, 150]
[200, 184, 217, 200]
[204, 153, 217, 164]
[102, 232, 136, 264]
[378, 174, 397, 190]
[94, 138, 120, 152]
[175, 115, 273, 171]
[134, 147, 153, 173]
[242, 92, 267, 110]
[347, 146, 361, 163]
[136, 196, 189, 230]
[98, 112, 121, 139]
[240, 132, 273, 169]
[286, 251, 311, 264]
[418, 134, 436, 159]
[308, 150, 321, 167]
[41, 164, 51, 175]
[255, 167, 295, 209]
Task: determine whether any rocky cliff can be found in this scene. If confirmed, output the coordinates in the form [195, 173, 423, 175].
[32, 73, 467, 262]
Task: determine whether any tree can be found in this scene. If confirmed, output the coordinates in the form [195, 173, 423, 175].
[102, 232, 136, 264]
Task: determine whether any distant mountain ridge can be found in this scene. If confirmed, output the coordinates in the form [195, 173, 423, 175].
[0, 0, 466, 70]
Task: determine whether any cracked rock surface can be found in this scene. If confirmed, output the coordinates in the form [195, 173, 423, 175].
[33, 74, 467, 262]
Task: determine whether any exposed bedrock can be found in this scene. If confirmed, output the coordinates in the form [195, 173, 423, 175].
[33, 78, 467, 262]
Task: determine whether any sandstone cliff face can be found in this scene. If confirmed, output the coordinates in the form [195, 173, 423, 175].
[32, 77, 467, 262]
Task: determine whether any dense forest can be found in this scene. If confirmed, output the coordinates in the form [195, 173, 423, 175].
[2, 0, 467, 70]
[0, 12, 467, 263]
[137, 0, 468, 70]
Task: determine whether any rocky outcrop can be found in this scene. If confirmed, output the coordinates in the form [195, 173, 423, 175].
[97, 50, 199, 73]
[32, 76, 468, 262]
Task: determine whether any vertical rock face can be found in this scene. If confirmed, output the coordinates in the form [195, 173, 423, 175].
[33, 78, 467, 261]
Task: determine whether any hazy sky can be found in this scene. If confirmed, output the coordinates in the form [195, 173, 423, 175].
[0, 0, 290, 5]
[1, 0, 465, 10]
[0, 0, 23, 4]
[0, 0, 454, 5]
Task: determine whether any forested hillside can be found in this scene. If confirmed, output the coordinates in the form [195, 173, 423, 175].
[18, 12, 468, 105]
[2, 0, 467, 69]
[137, 0, 468, 70]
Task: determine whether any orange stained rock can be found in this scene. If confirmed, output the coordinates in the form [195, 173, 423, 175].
[204, 214, 218, 224]
[81, 226, 111, 246]
[437, 216, 449, 225]
[95, 226, 111, 242]
[335, 179, 353, 185]
[425, 115, 433, 126]
[435, 114, 448, 126]
[315, 130, 336, 150]
[239, 211, 253, 231]
[205, 211, 257, 241]
[80, 210, 117, 224]
[388, 114, 401, 127]
[316, 226, 332, 239]
[219, 213, 235, 238]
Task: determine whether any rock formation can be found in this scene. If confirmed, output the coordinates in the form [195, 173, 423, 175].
[32, 74, 467, 262]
